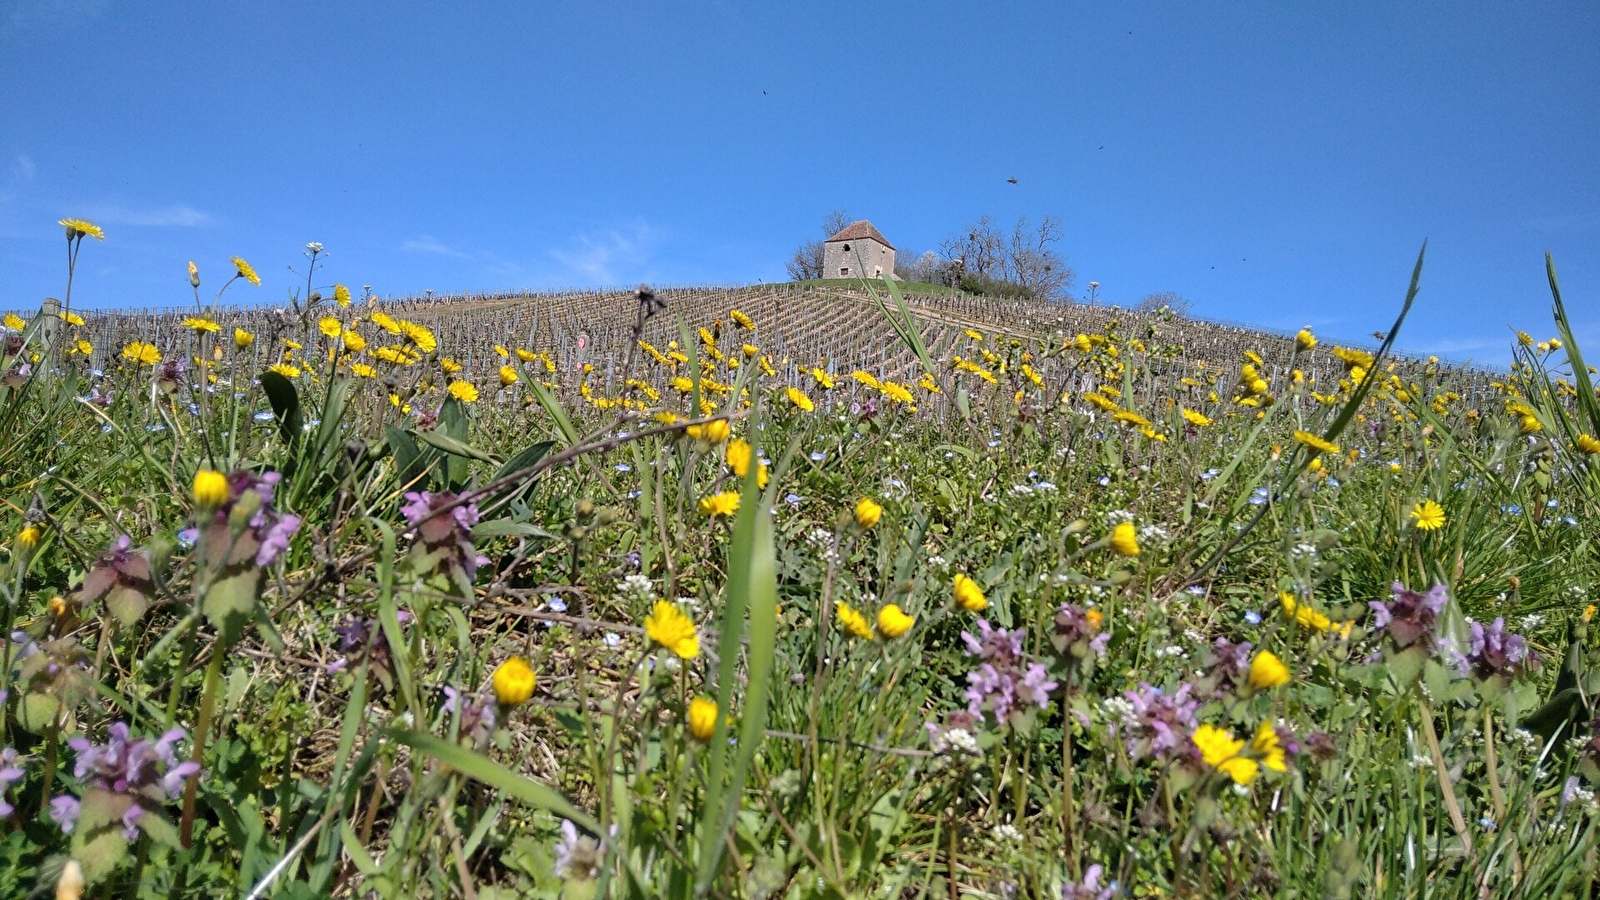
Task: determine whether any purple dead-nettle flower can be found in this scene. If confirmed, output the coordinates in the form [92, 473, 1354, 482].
[1051, 603, 1110, 664]
[1463, 617, 1538, 680]
[1369, 582, 1450, 650]
[440, 686, 498, 745]
[197, 470, 301, 570]
[326, 612, 410, 682]
[1115, 682, 1199, 762]
[0, 748, 24, 818]
[960, 620, 1058, 728]
[1062, 864, 1118, 900]
[401, 490, 486, 581]
[1198, 637, 1254, 696]
[52, 722, 199, 839]
[72, 534, 155, 621]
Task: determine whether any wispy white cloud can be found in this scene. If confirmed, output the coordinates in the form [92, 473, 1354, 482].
[11, 155, 34, 182]
[401, 235, 473, 259]
[85, 203, 213, 227]
[548, 220, 659, 285]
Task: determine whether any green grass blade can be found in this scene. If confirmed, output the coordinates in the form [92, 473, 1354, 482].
[384, 729, 599, 833]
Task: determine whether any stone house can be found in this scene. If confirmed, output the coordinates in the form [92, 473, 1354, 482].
[823, 221, 896, 279]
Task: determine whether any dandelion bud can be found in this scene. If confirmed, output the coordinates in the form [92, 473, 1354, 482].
[1109, 521, 1140, 557]
[854, 497, 883, 530]
[228, 489, 262, 535]
[193, 469, 229, 511]
[875, 603, 915, 639]
[187, 260, 200, 288]
[952, 573, 988, 612]
[16, 525, 40, 554]
[492, 656, 537, 707]
[687, 696, 719, 741]
[1248, 650, 1291, 690]
[1063, 519, 1091, 535]
[1294, 328, 1316, 351]
[576, 499, 596, 520]
[48, 595, 68, 617]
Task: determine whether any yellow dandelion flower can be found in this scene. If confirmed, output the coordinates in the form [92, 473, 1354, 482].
[850, 370, 882, 390]
[953, 573, 988, 612]
[1577, 434, 1600, 455]
[854, 497, 883, 530]
[370, 311, 402, 335]
[919, 372, 942, 394]
[685, 418, 730, 444]
[121, 341, 161, 366]
[1248, 650, 1291, 690]
[724, 438, 769, 487]
[16, 525, 41, 553]
[644, 600, 699, 660]
[1410, 499, 1446, 531]
[1109, 521, 1140, 557]
[1294, 328, 1317, 351]
[341, 329, 367, 352]
[440, 357, 462, 374]
[1251, 721, 1288, 773]
[59, 217, 105, 240]
[351, 363, 377, 378]
[1182, 408, 1212, 427]
[498, 364, 519, 386]
[399, 320, 437, 354]
[447, 381, 479, 403]
[269, 363, 302, 378]
[878, 381, 914, 404]
[334, 283, 352, 307]
[317, 317, 342, 338]
[1193, 724, 1259, 786]
[1112, 409, 1152, 428]
[785, 386, 815, 413]
[698, 491, 741, 518]
[1292, 430, 1339, 455]
[3, 313, 24, 331]
[231, 256, 261, 285]
[835, 601, 874, 640]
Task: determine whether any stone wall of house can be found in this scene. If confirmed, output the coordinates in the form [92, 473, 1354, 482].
[822, 238, 896, 279]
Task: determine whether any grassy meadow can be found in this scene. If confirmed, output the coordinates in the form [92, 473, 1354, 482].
[1, 222, 1598, 898]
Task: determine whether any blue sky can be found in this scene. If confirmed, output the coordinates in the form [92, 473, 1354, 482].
[2, 1, 1596, 365]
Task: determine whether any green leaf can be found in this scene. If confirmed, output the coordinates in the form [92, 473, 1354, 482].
[386, 425, 430, 492]
[104, 584, 149, 628]
[383, 728, 598, 834]
[438, 397, 472, 488]
[471, 520, 556, 539]
[694, 398, 781, 893]
[416, 430, 500, 465]
[202, 566, 261, 643]
[260, 370, 303, 446]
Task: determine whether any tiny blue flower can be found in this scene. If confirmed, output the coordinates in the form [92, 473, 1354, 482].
[614, 463, 632, 472]
[1244, 610, 1263, 625]
[810, 451, 826, 462]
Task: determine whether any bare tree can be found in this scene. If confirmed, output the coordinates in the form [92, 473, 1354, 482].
[1004, 215, 1073, 301]
[938, 214, 1073, 301]
[938, 215, 1005, 279]
[1134, 291, 1194, 316]
[786, 209, 853, 281]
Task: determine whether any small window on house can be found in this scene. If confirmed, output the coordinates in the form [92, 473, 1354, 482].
[840, 267, 850, 276]
[842, 244, 851, 252]
[873, 266, 882, 276]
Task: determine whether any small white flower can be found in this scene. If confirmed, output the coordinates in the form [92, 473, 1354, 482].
[1410, 754, 1435, 770]
[927, 554, 949, 571]
[992, 823, 1024, 843]
[1106, 509, 1135, 525]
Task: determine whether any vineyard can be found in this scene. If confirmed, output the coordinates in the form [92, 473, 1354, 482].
[1, 230, 1598, 898]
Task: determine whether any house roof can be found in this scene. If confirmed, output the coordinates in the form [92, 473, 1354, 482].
[824, 220, 895, 250]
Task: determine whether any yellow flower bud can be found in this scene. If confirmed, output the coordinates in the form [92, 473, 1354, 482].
[1109, 521, 1140, 557]
[854, 497, 883, 530]
[687, 696, 719, 742]
[492, 657, 537, 707]
[953, 573, 988, 612]
[875, 603, 915, 639]
[16, 525, 40, 553]
[1248, 650, 1291, 690]
[193, 469, 229, 510]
